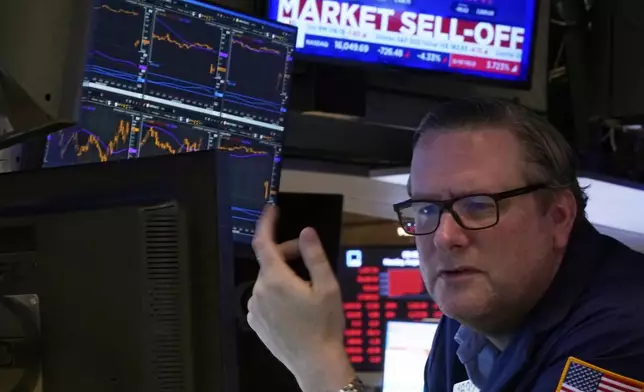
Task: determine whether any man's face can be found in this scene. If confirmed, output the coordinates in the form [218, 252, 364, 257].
[410, 129, 571, 333]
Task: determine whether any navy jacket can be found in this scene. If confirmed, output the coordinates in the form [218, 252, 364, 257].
[425, 219, 644, 391]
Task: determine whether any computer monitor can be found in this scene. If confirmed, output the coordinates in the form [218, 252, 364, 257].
[40, 0, 298, 243]
[0, 150, 238, 392]
[338, 246, 442, 372]
[382, 320, 439, 392]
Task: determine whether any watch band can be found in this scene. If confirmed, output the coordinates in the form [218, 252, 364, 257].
[339, 377, 366, 392]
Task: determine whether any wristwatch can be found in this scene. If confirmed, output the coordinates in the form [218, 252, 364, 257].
[339, 377, 366, 392]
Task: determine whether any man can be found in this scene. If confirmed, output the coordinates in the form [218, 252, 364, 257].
[247, 98, 644, 392]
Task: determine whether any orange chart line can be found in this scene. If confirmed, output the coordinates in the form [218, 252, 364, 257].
[153, 33, 214, 51]
[218, 145, 268, 155]
[134, 39, 150, 47]
[64, 120, 131, 162]
[138, 127, 202, 155]
[232, 40, 281, 55]
[94, 4, 139, 15]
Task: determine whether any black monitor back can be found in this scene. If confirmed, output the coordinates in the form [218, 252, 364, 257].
[0, 151, 237, 392]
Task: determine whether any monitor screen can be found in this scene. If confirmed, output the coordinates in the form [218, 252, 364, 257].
[338, 247, 442, 372]
[267, 0, 537, 84]
[382, 320, 439, 392]
[42, 0, 297, 243]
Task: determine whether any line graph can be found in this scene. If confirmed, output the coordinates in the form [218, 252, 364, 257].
[85, 0, 145, 91]
[65, 126, 129, 163]
[231, 206, 262, 223]
[137, 120, 208, 158]
[153, 31, 214, 51]
[222, 92, 282, 114]
[43, 104, 134, 167]
[219, 137, 275, 233]
[231, 38, 282, 56]
[92, 50, 139, 69]
[85, 55, 139, 86]
[224, 34, 287, 122]
[145, 12, 221, 106]
[86, 0, 145, 91]
[146, 71, 215, 98]
[94, 4, 139, 15]
[218, 144, 270, 158]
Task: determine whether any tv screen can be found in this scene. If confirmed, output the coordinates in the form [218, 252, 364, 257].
[338, 246, 442, 372]
[267, 0, 538, 85]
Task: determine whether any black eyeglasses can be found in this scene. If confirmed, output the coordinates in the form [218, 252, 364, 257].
[393, 184, 548, 236]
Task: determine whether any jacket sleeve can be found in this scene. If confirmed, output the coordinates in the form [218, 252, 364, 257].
[424, 354, 430, 392]
[530, 355, 644, 391]
[528, 309, 644, 391]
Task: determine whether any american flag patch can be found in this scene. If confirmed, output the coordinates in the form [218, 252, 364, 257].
[556, 357, 644, 392]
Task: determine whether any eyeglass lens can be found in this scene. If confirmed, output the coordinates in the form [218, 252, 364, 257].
[399, 195, 499, 235]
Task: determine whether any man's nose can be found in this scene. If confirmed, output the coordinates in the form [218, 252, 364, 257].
[433, 211, 470, 250]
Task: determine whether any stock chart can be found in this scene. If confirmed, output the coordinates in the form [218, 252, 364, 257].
[86, 0, 146, 92]
[43, 0, 297, 242]
[137, 119, 210, 158]
[44, 104, 136, 166]
[223, 35, 287, 123]
[219, 137, 276, 233]
[146, 11, 223, 107]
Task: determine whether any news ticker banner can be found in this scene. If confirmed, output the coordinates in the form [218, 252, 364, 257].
[268, 0, 537, 82]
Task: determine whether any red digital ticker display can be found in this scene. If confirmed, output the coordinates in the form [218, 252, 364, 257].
[339, 247, 442, 372]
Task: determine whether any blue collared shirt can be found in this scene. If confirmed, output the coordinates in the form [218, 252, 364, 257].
[454, 326, 500, 389]
[424, 219, 644, 392]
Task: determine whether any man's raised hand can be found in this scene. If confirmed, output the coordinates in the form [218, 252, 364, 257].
[247, 206, 355, 392]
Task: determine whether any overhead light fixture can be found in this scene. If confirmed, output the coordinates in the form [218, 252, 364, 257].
[373, 173, 409, 186]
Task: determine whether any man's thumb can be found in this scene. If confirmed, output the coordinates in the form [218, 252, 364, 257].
[298, 227, 335, 287]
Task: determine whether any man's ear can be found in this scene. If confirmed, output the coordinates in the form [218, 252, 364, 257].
[550, 189, 577, 249]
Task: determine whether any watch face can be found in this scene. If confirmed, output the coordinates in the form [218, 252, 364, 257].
[342, 378, 366, 392]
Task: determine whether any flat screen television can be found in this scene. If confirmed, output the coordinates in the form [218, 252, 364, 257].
[267, 0, 538, 86]
[338, 246, 442, 372]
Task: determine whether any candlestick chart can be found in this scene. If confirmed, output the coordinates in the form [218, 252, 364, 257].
[145, 12, 222, 107]
[85, 0, 145, 91]
[222, 35, 287, 122]
[137, 120, 208, 158]
[44, 104, 134, 167]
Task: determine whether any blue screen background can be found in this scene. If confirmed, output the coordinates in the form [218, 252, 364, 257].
[268, 0, 537, 83]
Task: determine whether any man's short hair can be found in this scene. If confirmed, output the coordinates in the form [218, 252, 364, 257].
[411, 97, 588, 216]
